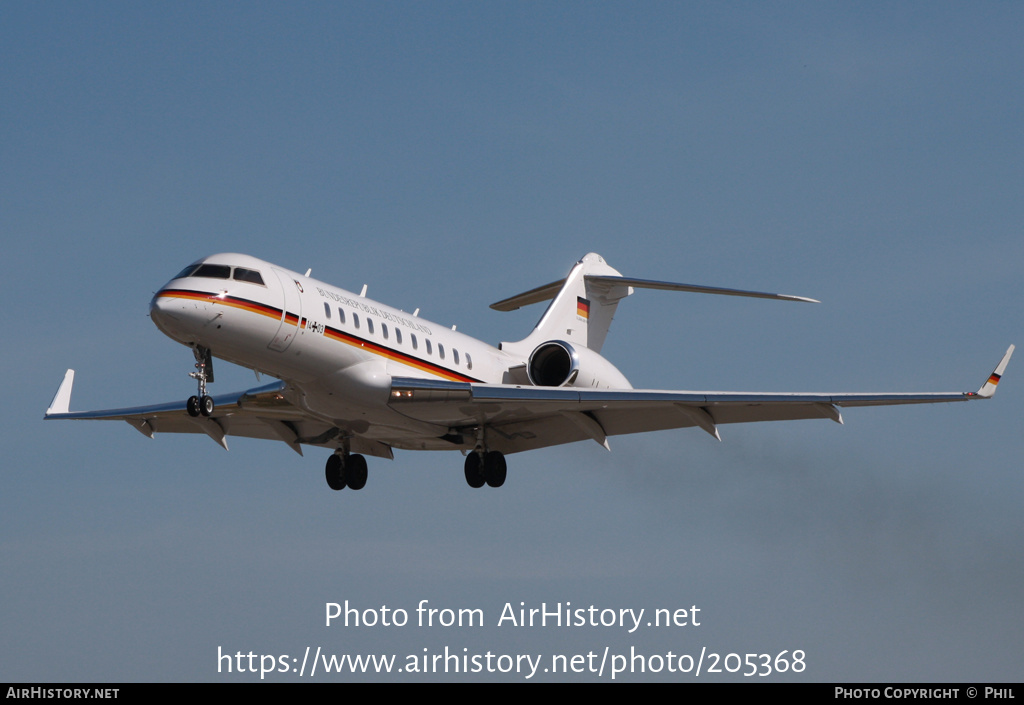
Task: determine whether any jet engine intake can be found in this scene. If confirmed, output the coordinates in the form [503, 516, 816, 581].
[526, 340, 632, 389]
[528, 340, 579, 387]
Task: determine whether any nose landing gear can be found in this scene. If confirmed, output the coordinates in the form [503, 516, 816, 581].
[185, 346, 215, 418]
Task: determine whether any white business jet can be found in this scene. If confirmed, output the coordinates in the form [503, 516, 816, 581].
[45, 252, 1013, 492]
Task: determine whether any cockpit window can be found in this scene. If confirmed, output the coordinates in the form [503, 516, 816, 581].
[233, 267, 264, 285]
[193, 264, 231, 279]
[174, 264, 200, 280]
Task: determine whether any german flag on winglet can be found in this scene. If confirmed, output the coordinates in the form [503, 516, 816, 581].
[576, 296, 590, 320]
[975, 344, 1014, 398]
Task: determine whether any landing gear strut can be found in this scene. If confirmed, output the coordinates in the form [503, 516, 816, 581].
[325, 452, 368, 491]
[186, 346, 215, 418]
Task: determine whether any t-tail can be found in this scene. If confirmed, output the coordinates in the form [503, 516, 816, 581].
[491, 252, 818, 389]
[492, 253, 630, 355]
[493, 252, 821, 355]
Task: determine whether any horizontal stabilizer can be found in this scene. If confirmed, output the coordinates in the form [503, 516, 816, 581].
[490, 279, 565, 312]
[491, 273, 818, 311]
[584, 275, 819, 304]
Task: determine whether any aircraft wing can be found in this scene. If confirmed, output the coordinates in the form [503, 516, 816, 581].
[45, 345, 1012, 458]
[388, 345, 1014, 454]
[43, 371, 394, 459]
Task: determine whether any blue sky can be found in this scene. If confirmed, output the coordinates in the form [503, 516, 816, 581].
[3, 2, 1022, 681]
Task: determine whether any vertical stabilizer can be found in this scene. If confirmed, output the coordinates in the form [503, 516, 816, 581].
[501, 253, 632, 354]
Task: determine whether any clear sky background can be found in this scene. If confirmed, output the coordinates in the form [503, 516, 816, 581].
[3, 2, 1022, 682]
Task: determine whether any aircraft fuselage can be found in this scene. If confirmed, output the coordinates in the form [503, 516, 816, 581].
[149, 253, 523, 449]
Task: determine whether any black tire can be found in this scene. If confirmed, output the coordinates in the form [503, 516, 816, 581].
[200, 395, 215, 417]
[186, 396, 201, 417]
[483, 451, 507, 488]
[325, 454, 345, 491]
[464, 452, 485, 488]
[347, 454, 368, 490]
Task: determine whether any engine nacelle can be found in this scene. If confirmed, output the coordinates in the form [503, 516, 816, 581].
[527, 340, 632, 389]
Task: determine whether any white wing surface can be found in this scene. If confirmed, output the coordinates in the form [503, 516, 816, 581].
[388, 345, 1015, 453]
[43, 374, 394, 459]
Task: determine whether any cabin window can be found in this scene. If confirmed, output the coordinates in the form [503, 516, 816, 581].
[367, 319, 374, 335]
[411, 334, 418, 350]
[395, 329, 402, 345]
[323, 302, 331, 319]
[453, 349, 460, 365]
[382, 323, 389, 340]
[353, 313, 360, 329]
[233, 268, 265, 285]
[193, 264, 231, 279]
[465, 353, 473, 370]
[425, 339, 432, 355]
[438, 344, 445, 360]
[337, 307, 345, 324]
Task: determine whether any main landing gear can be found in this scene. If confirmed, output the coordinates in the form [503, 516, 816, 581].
[325, 452, 368, 491]
[185, 346, 215, 418]
[464, 450, 506, 488]
[323, 450, 507, 492]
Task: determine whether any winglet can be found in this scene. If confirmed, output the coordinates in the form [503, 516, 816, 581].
[975, 345, 1014, 398]
[45, 369, 75, 416]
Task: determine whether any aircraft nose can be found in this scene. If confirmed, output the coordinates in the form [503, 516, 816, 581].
[150, 289, 188, 339]
[150, 287, 227, 346]
[149, 288, 176, 329]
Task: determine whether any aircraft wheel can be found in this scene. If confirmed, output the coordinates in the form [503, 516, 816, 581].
[347, 454, 368, 490]
[186, 395, 201, 417]
[464, 453, 485, 488]
[483, 451, 507, 488]
[199, 395, 215, 417]
[325, 454, 345, 491]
